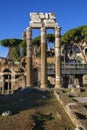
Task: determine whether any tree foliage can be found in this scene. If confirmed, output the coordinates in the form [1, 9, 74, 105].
[46, 34, 55, 43]
[32, 34, 55, 46]
[32, 36, 41, 46]
[0, 38, 22, 47]
[61, 25, 87, 44]
[11, 47, 20, 60]
[0, 38, 26, 59]
[19, 40, 26, 56]
[61, 25, 87, 63]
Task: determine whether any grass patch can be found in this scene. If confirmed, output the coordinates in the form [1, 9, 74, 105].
[32, 111, 53, 130]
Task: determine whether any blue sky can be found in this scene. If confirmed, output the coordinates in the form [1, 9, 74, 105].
[0, 0, 87, 57]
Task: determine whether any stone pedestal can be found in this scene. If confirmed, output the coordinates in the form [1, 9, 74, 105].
[40, 27, 47, 88]
[55, 27, 61, 88]
[26, 27, 32, 87]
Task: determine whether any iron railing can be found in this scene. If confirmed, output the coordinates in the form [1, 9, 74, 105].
[47, 63, 87, 75]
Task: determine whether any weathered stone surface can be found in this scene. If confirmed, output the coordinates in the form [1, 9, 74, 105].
[2, 111, 12, 116]
[22, 31, 26, 40]
[40, 27, 47, 88]
[74, 97, 87, 103]
[23, 12, 61, 89]
[30, 12, 58, 28]
[74, 127, 83, 130]
[55, 27, 61, 88]
[30, 23, 42, 28]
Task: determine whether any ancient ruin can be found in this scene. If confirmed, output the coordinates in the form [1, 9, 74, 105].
[0, 13, 87, 94]
[22, 12, 61, 89]
[0, 12, 87, 130]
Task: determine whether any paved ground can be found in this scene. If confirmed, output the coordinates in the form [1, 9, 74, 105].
[74, 97, 87, 103]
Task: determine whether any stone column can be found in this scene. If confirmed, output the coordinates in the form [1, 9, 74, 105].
[26, 27, 32, 87]
[55, 27, 61, 88]
[11, 75, 15, 87]
[11, 72, 16, 93]
[7, 75, 10, 94]
[40, 27, 47, 88]
[1, 75, 4, 95]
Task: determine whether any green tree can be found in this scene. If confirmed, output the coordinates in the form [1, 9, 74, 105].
[0, 38, 23, 60]
[46, 34, 55, 49]
[61, 25, 87, 63]
[12, 47, 20, 60]
[0, 38, 22, 47]
[32, 34, 55, 46]
[32, 34, 55, 57]
[32, 36, 41, 46]
[19, 40, 26, 56]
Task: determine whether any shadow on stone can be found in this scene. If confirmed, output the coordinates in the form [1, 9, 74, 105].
[75, 112, 86, 119]
[84, 105, 87, 109]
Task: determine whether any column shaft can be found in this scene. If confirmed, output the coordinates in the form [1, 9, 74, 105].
[7, 75, 10, 94]
[26, 27, 32, 87]
[2, 76, 4, 95]
[40, 27, 47, 88]
[55, 27, 61, 88]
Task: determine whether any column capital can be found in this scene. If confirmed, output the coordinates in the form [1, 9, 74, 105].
[41, 26, 46, 32]
[55, 26, 61, 31]
[55, 26, 61, 37]
[26, 27, 32, 40]
[26, 26, 32, 31]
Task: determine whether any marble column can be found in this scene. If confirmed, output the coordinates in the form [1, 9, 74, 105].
[26, 27, 32, 87]
[40, 27, 47, 88]
[55, 27, 61, 88]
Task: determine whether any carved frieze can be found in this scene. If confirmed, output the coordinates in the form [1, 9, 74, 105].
[30, 12, 58, 28]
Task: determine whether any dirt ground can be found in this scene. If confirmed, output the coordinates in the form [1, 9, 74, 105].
[0, 90, 75, 130]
